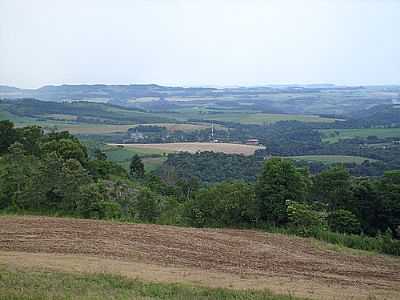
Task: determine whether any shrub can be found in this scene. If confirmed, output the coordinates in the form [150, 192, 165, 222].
[287, 201, 326, 235]
[328, 209, 361, 234]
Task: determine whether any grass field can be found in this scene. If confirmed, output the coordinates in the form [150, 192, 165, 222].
[0, 267, 301, 300]
[109, 142, 265, 156]
[321, 128, 400, 143]
[129, 122, 224, 132]
[288, 155, 377, 164]
[204, 112, 339, 125]
[103, 145, 170, 171]
[155, 107, 340, 125]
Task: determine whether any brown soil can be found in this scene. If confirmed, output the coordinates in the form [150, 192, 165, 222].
[1, 216, 399, 300]
[109, 142, 265, 155]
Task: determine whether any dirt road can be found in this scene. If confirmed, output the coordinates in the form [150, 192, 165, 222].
[1, 216, 399, 299]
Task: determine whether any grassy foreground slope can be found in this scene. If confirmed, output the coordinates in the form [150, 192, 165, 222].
[0, 267, 302, 300]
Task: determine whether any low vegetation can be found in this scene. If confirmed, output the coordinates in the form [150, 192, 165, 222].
[0, 267, 303, 300]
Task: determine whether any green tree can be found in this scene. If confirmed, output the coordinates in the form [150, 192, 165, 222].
[0, 120, 17, 154]
[41, 138, 88, 165]
[94, 148, 107, 161]
[328, 209, 361, 234]
[312, 166, 353, 211]
[129, 154, 145, 178]
[255, 158, 309, 225]
[0, 142, 40, 210]
[133, 188, 160, 222]
[77, 182, 121, 219]
[379, 171, 400, 237]
[185, 181, 258, 227]
[287, 201, 325, 234]
[16, 125, 43, 156]
[35, 154, 91, 212]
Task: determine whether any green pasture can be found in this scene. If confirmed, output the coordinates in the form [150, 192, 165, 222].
[287, 155, 377, 164]
[321, 128, 400, 143]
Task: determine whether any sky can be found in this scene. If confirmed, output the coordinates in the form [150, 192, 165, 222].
[0, 0, 399, 88]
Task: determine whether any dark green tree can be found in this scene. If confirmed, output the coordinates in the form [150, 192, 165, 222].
[0, 120, 17, 154]
[133, 188, 160, 222]
[16, 125, 43, 156]
[94, 148, 107, 161]
[255, 158, 309, 225]
[312, 166, 353, 211]
[129, 154, 145, 178]
[328, 209, 361, 234]
[41, 138, 88, 165]
[379, 171, 400, 237]
[184, 181, 257, 227]
[77, 182, 121, 219]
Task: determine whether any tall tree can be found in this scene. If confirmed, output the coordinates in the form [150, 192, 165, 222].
[312, 166, 353, 211]
[0, 120, 17, 154]
[129, 154, 145, 178]
[94, 148, 107, 161]
[255, 158, 309, 225]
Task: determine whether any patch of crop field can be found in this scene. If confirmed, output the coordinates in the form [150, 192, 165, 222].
[321, 128, 400, 143]
[43, 114, 78, 121]
[287, 155, 377, 164]
[158, 109, 340, 124]
[103, 145, 170, 171]
[50, 124, 138, 134]
[205, 113, 339, 124]
[130, 122, 223, 132]
[1, 216, 400, 300]
[0, 109, 42, 124]
[115, 156, 167, 172]
[104, 144, 172, 157]
[109, 142, 265, 156]
[128, 97, 160, 103]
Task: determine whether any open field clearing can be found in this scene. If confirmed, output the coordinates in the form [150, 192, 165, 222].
[102, 145, 170, 171]
[321, 128, 400, 143]
[109, 142, 265, 156]
[129, 122, 224, 132]
[204, 113, 339, 125]
[155, 110, 340, 124]
[288, 155, 377, 164]
[0, 216, 399, 300]
[53, 124, 138, 134]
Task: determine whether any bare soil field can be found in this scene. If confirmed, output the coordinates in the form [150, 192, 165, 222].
[108, 142, 265, 156]
[1, 216, 400, 300]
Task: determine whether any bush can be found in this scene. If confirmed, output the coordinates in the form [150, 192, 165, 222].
[77, 183, 121, 219]
[132, 188, 160, 222]
[184, 181, 258, 227]
[328, 209, 361, 234]
[287, 201, 326, 235]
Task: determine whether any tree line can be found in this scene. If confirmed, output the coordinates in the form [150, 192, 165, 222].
[0, 120, 399, 255]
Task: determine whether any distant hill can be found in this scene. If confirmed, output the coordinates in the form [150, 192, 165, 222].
[352, 104, 400, 126]
[0, 84, 218, 104]
[0, 98, 176, 125]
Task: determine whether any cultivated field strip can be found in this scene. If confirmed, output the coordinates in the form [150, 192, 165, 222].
[108, 142, 265, 156]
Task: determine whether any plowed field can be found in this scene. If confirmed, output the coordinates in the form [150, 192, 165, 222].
[1, 216, 399, 300]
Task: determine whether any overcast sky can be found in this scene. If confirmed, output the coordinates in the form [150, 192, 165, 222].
[0, 0, 399, 88]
